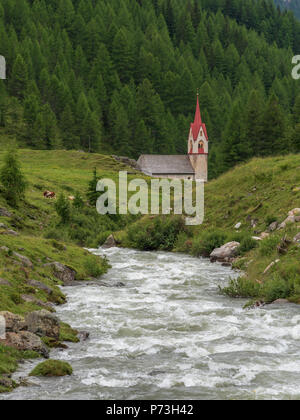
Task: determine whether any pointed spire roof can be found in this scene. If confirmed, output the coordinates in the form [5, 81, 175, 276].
[190, 94, 208, 141]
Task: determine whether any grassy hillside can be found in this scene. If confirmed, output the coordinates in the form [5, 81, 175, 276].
[0, 149, 136, 391]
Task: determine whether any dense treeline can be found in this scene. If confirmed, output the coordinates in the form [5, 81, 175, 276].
[0, 0, 300, 178]
[275, 0, 300, 20]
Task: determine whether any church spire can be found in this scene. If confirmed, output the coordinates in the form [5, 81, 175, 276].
[191, 94, 204, 141]
[194, 93, 202, 127]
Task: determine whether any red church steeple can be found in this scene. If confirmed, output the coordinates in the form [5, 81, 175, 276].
[188, 94, 208, 155]
[190, 94, 208, 142]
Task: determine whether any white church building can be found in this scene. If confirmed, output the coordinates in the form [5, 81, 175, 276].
[137, 95, 208, 181]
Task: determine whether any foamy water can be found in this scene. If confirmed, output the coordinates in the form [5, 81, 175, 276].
[3, 248, 300, 400]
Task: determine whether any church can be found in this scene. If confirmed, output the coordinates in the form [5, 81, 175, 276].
[137, 95, 208, 181]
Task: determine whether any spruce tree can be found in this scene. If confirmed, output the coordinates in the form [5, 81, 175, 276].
[0, 149, 27, 207]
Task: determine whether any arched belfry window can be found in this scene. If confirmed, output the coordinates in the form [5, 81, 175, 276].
[198, 141, 204, 153]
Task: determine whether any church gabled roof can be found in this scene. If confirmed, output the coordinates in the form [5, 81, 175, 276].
[190, 95, 208, 141]
[137, 155, 195, 175]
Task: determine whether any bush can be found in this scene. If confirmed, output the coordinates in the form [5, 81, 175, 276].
[55, 193, 71, 224]
[237, 236, 258, 255]
[259, 235, 279, 256]
[191, 230, 227, 257]
[220, 276, 261, 299]
[0, 149, 27, 207]
[262, 276, 290, 302]
[127, 216, 186, 251]
[173, 232, 192, 253]
[84, 256, 106, 278]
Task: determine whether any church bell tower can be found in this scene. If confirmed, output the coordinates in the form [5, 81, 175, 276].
[188, 94, 208, 181]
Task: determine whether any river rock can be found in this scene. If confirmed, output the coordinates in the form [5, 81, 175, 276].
[44, 262, 77, 286]
[0, 278, 12, 286]
[12, 252, 33, 268]
[278, 215, 296, 230]
[0, 376, 14, 389]
[210, 241, 240, 262]
[293, 232, 300, 243]
[78, 331, 90, 341]
[268, 221, 278, 232]
[21, 295, 53, 310]
[0, 208, 13, 217]
[102, 234, 116, 248]
[27, 280, 53, 296]
[0, 229, 19, 236]
[272, 299, 290, 304]
[260, 232, 270, 239]
[0, 331, 49, 358]
[288, 208, 300, 216]
[0, 311, 26, 332]
[26, 310, 60, 340]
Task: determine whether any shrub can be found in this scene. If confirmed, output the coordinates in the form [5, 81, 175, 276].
[55, 193, 71, 224]
[73, 191, 84, 209]
[0, 149, 27, 207]
[173, 232, 192, 253]
[220, 276, 261, 298]
[87, 167, 99, 206]
[84, 256, 106, 278]
[29, 360, 73, 377]
[262, 276, 290, 302]
[237, 237, 258, 255]
[259, 235, 279, 256]
[191, 230, 227, 257]
[127, 216, 185, 251]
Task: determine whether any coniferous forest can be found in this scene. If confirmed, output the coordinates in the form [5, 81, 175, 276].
[0, 0, 300, 179]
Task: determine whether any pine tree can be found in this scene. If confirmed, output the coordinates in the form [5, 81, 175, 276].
[87, 167, 99, 206]
[55, 193, 71, 224]
[260, 94, 285, 156]
[0, 149, 27, 207]
[9, 54, 28, 99]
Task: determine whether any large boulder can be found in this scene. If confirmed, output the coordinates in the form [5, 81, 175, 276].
[0, 278, 12, 286]
[44, 262, 76, 286]
[27, 280, 53, 296]
[0, 229, 19, 236]
[21, 295, 53, 310]
[210, 241, 240, 262]
[288, 208, 300, 217]
[278, 216, 296, 230]
[0, 331, 49, 358]
[102, 234, 116, 249]
[0, 208, 13, 217]
[0, 311, 26, 332]
[26, 310, 60, 340]
[12, 252, 33, 268]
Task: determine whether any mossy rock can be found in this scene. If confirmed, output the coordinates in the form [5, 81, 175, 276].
[29, 360, 73, 377]
[59, 322, 79, 343]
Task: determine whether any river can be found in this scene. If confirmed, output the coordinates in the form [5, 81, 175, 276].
[2, 247, 300, 400]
